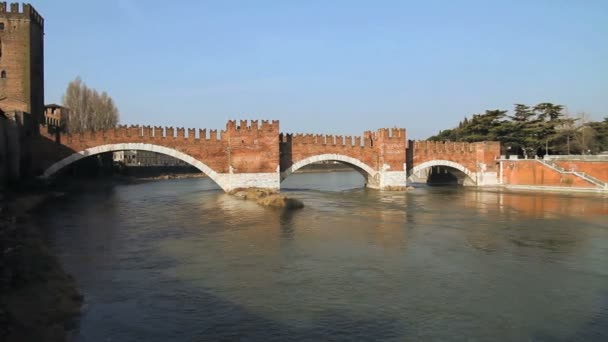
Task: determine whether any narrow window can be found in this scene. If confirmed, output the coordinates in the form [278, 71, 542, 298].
[1, 71, 6, 79]
[0, 23, 4, 30]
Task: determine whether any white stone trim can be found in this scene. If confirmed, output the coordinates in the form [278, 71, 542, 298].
[41, 143, 229, 191]
[408, 159, 476, 185]
[217, 172, 280, 191]
[282, 153, 377, 180]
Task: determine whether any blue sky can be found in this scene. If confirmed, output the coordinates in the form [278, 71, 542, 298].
[38, 0, 607, 139]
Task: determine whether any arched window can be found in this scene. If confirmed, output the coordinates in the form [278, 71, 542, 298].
[1, 71, 6, 79]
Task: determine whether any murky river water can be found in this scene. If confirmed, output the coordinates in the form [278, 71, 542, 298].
[38, 171, 608, 341]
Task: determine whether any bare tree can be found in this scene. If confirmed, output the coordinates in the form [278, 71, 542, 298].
[62, 77, 120, 133]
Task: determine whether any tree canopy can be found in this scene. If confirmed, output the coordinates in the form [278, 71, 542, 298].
[62, 77, 120, 133]
[428, 103, 608, 156]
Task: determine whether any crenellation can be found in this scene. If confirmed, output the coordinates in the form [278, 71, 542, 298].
[279, 133, 290, 143]
[250, 120, 259, 130]
[363, 131, 373, 147]
[187, 128, 195, 139]
[388, 128, 406, 138]
[176, 127, 185, 138]
[355, 136, 362, 147]
[226, 120, 237, 131]
[153, 126, 163, 138]
[125, 125, 136, 137]
[199, 129, 206, 140]
[292, 133, 303, 143]
[113, 127, 122, 138]
[239, 120, 248, 130]
[345, 136, 353, 146]
[336, 135, 344, 145]
[209, 129, 218, 141]
[260, 120, 271, 131]
[142, 126, 152, 138]
[165, 127, 175, 138]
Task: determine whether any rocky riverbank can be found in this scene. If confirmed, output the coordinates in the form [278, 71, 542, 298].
[0, 191, 82, 342]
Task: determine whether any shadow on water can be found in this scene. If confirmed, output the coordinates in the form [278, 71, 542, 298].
[36, 176, 608, 341]
[100, 287, 406, 342]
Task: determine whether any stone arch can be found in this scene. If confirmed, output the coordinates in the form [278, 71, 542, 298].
[41, 143, 229, 191]
[281, 153, 376, 181]
[408, 159, 476, 185]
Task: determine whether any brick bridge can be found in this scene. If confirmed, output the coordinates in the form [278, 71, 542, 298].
[34, 120, 501, 191]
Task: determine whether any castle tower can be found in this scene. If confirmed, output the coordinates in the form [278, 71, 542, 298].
[0, 2, 44, 123]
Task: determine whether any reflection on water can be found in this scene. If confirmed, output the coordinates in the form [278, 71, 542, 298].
[38, 172, 608, 341]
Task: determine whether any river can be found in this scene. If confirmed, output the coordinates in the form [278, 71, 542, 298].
[38, 171, 608, 341]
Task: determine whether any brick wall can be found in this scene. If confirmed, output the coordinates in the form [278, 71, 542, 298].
[553, 161, 608, 183]
[279, 128, 406, 172]
[33, 120, 280, 176]
[408, 140, 501, 172]
[501, 160, 598, 188]
[0, 3, 44, 124]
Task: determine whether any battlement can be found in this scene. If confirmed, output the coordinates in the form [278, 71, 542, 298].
[373, 128, 406, 139]
[409, 140, 501, 153]
[281, 127, 405, 148]
[281, 133, 366, 147]
[0, 3, 44, 27]
[226, 119, 280, 132]
[39, 123, 232, 143]
[39, 119, 284, 143]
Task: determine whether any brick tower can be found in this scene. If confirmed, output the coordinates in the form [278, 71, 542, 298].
[0, 2, 44, 123]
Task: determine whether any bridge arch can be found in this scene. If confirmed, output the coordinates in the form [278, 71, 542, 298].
[41, 143, 229, 191]
[408, 159, 476, 185]
[281, 153, 376, 181]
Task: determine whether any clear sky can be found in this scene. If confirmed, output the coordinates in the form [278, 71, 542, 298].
[38, 0, 607, 139]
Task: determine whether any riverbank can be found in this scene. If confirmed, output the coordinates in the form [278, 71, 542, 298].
[0, 191, 82, 342]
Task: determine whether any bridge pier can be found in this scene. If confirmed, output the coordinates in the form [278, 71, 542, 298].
[366, 170, 408, 190]
[475, 171, 499, 186]
[218, 172, 280, 192]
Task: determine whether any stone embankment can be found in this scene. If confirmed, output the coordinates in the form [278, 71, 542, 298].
[229, 188, 304, 209]
[0, 192, 82, 342]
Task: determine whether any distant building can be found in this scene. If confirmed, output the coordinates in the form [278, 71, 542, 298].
[113, 150, 188, 166]
[43, 104, 69, 130]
